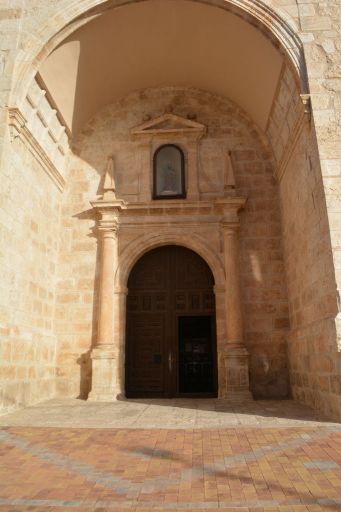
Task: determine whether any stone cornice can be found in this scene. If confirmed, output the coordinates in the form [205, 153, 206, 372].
[7, 107, 66, 192]
[91, 197, 246, 212]
[90, 196, 247, 226]
[90, 195, 128, 233]
[214, 197, 247, 212]
[124, 197, 246, 216]
[220, 222, 241, 233]
[90, 196, 127, 213]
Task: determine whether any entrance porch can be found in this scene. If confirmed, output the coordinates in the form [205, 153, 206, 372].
[0, 398, 334, 429]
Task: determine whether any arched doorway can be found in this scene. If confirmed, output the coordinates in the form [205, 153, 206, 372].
[125, 245, 217, 398]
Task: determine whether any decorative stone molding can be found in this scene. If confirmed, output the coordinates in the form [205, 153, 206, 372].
[23, 78, 69, 161]
[300, 94, 311, 122]
[116, 228, 226, 291]
[7, 106, 66, 191]
[91, 198, 127, 224]
[7, 107, 26, 139]
[7, 77, 69, 191]
[88, 188, 248, 401]
[131, 112, 206, 139]
[131, 113, 206, 201]
[113, 196, 247, 291]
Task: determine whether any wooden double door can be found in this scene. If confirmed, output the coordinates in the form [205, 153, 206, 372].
[125, 245, 217, 397]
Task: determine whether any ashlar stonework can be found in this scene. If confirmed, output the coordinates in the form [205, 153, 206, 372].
[57, 88, 288, 402]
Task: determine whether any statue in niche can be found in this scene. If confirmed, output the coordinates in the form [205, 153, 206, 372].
[103, 154, 117, 198]
[161, 163, 177, 195]
[153, 144, 185, 199]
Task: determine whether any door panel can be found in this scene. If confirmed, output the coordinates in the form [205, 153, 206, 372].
[126, 313, 166, 393]
[125, 246, 216, 397]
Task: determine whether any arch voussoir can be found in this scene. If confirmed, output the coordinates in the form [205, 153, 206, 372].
[115, 231, 225, 291]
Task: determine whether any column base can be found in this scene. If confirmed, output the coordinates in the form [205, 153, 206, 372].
[88, 346, 123, 402]
[223, 344, 252, 401]
[219, 391, 253, 402]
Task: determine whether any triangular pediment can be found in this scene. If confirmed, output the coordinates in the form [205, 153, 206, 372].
[131, 113, 206, 136]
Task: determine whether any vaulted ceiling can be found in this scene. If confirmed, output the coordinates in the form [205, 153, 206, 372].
[39, 0, 284, 134]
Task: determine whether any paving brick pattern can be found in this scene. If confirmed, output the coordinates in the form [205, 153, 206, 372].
[1, 422, 341, 511]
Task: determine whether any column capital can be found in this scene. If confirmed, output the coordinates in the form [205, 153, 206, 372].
[213, 284, 225, 295]
[97, 220, 119, 237]
[220, 221, 240, 234]
[90, 197, 127, 215]
[91, 198, 126, 237]
[115, 286, 128, 296]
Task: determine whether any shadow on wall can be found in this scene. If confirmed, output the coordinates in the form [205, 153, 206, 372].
[249, 352, 290, 399]
[77, 351, 92, 399]
[68, 209, 100, 400]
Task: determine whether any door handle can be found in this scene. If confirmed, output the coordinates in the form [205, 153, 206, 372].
[168, 352, 173, 373]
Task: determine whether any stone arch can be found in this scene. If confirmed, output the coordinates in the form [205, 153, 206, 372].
[124, 243, 218, 397]
[10, 0, 307, 107]
[115, 232, 225, 292]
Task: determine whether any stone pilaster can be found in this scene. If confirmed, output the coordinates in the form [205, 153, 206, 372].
[222, 223, 251, 400]
[186, 139, 200, 200]
[137, 141, 151, 202]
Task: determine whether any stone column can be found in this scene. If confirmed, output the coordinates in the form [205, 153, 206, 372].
[88, 180, 128, 399]
[97, 226, 117, 347]
[222, 223, 251, 400]
[114, 287, 128, 398]
[88, 222, 120, 401]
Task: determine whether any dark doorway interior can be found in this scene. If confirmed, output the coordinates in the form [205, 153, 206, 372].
[178, 316, 215, 394]
[125, 245, 217, 398]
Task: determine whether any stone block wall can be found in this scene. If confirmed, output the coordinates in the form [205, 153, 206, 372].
[0, 1, 23, 157]
[266, 64, 299, 163]
[298, 2, 341, 396]
[55, 87, 289, 399]
[266, 63, 303, 171]
[54, 164, 98, 399]
[265, 49, 341, 418]
[279, 121, 340, 418]
[235, 151, 289, 399]
[0, 134, 62, 414]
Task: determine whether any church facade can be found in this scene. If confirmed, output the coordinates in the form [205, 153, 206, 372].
[1, 0, 341, 419]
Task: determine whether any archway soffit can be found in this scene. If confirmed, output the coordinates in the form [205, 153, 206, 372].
[12, 0, 308, 107]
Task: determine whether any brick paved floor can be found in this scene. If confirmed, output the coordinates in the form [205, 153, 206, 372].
[1, 399, 341, 511]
